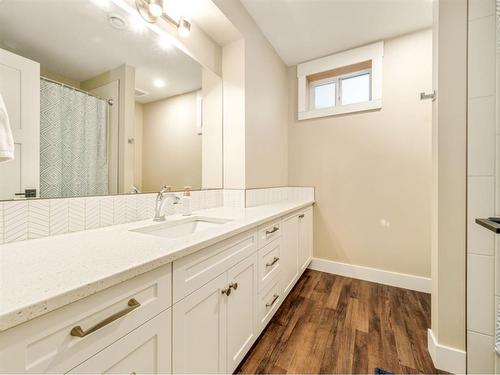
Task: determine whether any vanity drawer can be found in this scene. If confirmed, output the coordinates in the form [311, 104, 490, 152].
[258, 238, 281, 291]
[258, 220, 282, 248]
[0, 264, 172, 374]
[258, 275, 282, 330]
[173, 230, 258, 303]
[68, 308, 171, 374]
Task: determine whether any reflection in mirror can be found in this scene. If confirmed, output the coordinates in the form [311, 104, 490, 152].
[0, 0, 222, 200]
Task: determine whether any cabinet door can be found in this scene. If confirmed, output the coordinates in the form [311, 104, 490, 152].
[173, 273, 227, 374]
[281, 214, 299, 295]
[298, 208, 313, 271]
[226, 253, 258, 373]
[68, 309, 171, 374]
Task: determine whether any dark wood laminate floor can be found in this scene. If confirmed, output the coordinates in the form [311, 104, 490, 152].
[236, 270, 446, 374]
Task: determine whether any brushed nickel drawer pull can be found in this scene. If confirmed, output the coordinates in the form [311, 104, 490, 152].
[298, 214, 305, 219]
[229, 282, 238, 290]
[266, 294, 279, 308]
[265, 226, 279, 235]
[70, 298, 141, 338]
[265, 256, 279, 267]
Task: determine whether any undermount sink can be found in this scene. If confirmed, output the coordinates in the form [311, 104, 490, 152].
[130, 217, 232, 239]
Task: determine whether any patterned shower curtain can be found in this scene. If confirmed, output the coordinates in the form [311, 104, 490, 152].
[40, 79, 109, 198]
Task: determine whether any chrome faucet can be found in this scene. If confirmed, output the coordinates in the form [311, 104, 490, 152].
[154, 185, 180, 222]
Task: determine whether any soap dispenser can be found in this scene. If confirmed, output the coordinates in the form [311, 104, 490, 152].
[181, 186, 192, 216]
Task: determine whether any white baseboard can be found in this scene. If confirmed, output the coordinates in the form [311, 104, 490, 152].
[427, 329, 466, 374]
[308, 257, 432, 293]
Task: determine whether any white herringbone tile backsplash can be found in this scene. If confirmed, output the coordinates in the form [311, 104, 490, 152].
[0, 190, 223, 245]
[0, 187, 314, 245]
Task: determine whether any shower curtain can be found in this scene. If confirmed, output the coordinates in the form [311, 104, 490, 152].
[40, 79, 109, 198]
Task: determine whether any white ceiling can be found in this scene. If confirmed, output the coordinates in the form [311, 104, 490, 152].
[240, 0, 433, 66]
[0, 0, 202, 103]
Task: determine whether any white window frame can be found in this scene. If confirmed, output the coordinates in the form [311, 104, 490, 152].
[309, 68, 372, 110]
[297, 41, 383, 120]
[309, 77, 337, 110]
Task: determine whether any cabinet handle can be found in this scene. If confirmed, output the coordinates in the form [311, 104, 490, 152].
[265, 256, 280, 267]
[70, 298, 141, 338]
[265, 226, 279, 235]
[222, 287, 231, 296]
[298, 214, 305, 219]
[266, 294, 279, 308]
[229, 282, 238, 290]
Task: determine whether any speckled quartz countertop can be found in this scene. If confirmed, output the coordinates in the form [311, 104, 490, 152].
[0, 199, 314, 332]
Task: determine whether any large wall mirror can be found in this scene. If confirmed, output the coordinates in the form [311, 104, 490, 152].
[0, 0, 223, 201]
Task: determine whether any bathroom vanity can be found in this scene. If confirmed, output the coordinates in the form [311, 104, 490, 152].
[0, 201, 313, 374]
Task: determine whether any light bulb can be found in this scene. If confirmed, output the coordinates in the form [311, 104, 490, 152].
[148, 0, 163, 17]
[178, 18, 191, 37]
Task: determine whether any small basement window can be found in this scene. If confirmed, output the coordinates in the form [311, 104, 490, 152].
[308, 61, 372, 110]
[297, 41, 383, 120]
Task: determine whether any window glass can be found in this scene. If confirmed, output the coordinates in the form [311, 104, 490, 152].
[314, 82, 336, 109]
[341, 73, 370, 105]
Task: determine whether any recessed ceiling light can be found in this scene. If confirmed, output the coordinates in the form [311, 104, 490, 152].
[108, 13, 128, 30]
[153, 79, 166, 88]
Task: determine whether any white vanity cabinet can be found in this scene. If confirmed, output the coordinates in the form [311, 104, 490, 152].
[0, 264, 172, 374]
[172, 231, 259, 374]
[298, 207, 314, 271]
[281, 213, 300, 295]
[171, 206, 313, 374]
[0, 204, 314, 375]
[281, 207, 314, 295]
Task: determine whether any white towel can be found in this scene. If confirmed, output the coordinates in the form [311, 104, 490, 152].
[0, 92, 14, 163]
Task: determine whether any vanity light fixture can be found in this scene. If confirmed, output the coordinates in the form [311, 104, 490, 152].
[135, 0, 191, 37]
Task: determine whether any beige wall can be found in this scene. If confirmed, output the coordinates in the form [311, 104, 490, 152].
[288, 29, 433, 278]
[201, 67, 223, 189]
[431, 0, 467, 353]
[222, 39, 246, 188]
[134, 102, 144, 190]
[242, 18, 288, 189]
[141, 91, 202, 192]
[214, 0, 289, 189]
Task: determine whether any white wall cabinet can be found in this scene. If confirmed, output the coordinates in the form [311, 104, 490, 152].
[0, 205, 313, 375]
[68, 309, 171, 374]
